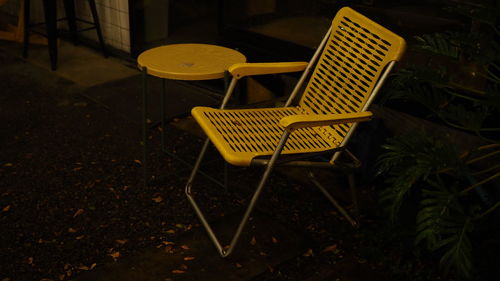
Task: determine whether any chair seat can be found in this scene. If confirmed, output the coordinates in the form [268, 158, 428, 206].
[192, 106, 343, 166]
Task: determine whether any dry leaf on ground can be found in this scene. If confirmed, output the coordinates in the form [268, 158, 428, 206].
[322, 244, 337, 253]
[73, 209, 84, 218]
[180, 245, 190, 250]
[250, 236, 256, 245]
[172, 269, 185, 274]
[2, 205, 11, 212]
[303, 248, 313, 257]
[108, 251, 120, 260]
[78, 265, 89, 270]
[115, 239, 128, 245]
[152, 196, 163, 203]
[183, 256, 195, 261]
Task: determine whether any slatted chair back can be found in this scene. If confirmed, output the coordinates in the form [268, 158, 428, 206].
[297, 7, 405, 148]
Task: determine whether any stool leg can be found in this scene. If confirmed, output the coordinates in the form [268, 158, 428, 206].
[23, 0, 31, 58]
[87, 0, 107, 57]
[63, 0, 78, 45]
[42, 0, 58, 70]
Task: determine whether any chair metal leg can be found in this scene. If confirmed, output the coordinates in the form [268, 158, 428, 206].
[308, 171, 359, 227]
[186, 131, 291, 257]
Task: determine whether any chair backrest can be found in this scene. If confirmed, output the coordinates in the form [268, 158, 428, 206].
[297, 7, 405, 147]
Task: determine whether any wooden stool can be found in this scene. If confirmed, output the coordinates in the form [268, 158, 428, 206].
[23, 0, 107, 70]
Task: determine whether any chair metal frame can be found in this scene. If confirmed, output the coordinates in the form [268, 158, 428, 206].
[185, 7, 405, 257]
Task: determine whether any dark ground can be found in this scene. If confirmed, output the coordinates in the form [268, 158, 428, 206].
[0, 46, 444, 281]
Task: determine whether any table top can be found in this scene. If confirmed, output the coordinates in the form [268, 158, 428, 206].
[137, 44, 246, 80]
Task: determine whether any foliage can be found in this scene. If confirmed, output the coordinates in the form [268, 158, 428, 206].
[377, 0, 500, 280]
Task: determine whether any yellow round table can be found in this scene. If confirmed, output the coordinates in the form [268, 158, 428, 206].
[138, 44, 246, 80]
[137, 44, 246, 185]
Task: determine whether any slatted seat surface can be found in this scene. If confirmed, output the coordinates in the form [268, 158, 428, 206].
[192, 107, 345, 166]
[192, 7, 405, 167]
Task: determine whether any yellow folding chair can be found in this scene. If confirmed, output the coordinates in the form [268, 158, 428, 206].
[185, 7, 406, 257]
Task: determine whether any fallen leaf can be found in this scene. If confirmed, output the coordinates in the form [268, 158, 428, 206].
[162, 241, 175, 245]
[152, 196, 163, 203]
[3, 163, 13, 167]
[165, 229, 175, 234]
[90, 263, 97, 270]
[175, 223, 185, 228]
[267, 264, 274, 273]
[108, 251, 120, 260]
[259, 252, 267, 256]
[27, 257, 33, 264]
[179, 264, 188, 270]
[180, 245, 190, 250]
[303, 248, 313, 257]
[172, 270, 185, 274]
[72, 167, 83, 172]
[271, 236, 278, 244]
[322, 244, 337, 253]
[183, 256, 195, 261]
[186, 224, 192, 230]
[73, 209, 84, 218]
[78, 265, 89, 270]
[133, 159, 142, 165]
[67, 228, 77, 233]
[235, 263, 242, 268]
[164, 245, 174, 253]
[115, 239, 128, 245]
[250, 236, 256, 246]
[2, 205, 11, 212]
[75, 235, 85, 240]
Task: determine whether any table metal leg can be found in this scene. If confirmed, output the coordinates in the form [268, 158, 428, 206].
[23, 0, 31, 58]
[142, 67, 149, 187]
[161, 79, 166, 150]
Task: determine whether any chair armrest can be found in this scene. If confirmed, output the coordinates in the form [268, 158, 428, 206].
[228, 62, 308, 80]
[280, 112, 373, 131]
